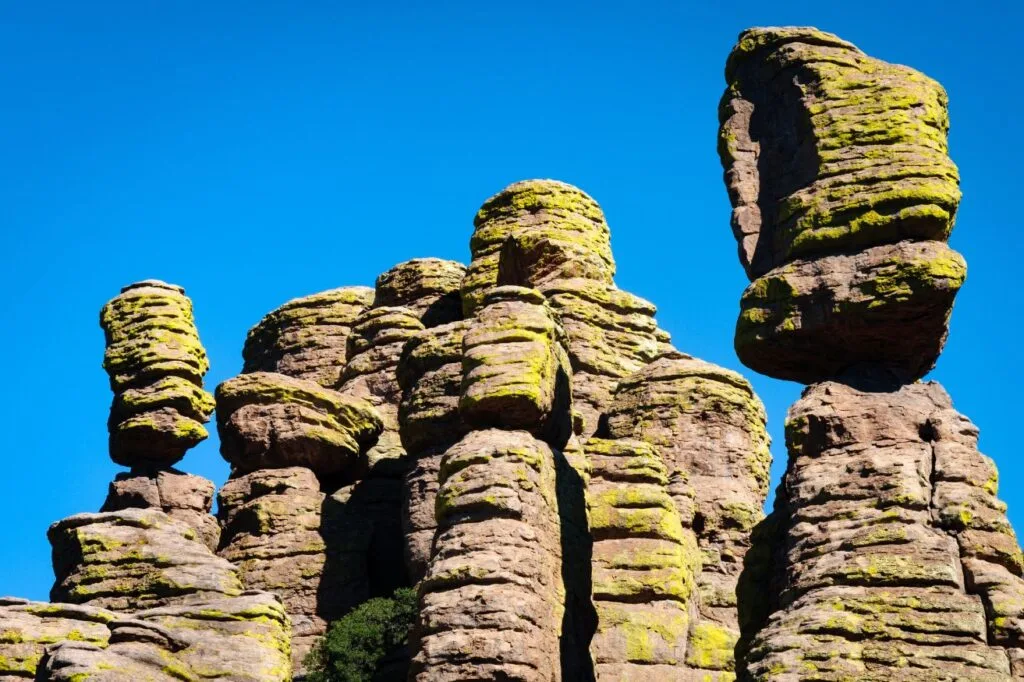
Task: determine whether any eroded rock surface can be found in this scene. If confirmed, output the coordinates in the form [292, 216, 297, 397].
[101, 470, 219, 551]
[100, 280, 215, 468]
[741, 381, 1024, 681]
[242, 286, 374, 387]
[374, 258, 466, 328]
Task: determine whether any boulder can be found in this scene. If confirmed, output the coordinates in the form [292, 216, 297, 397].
[101, 470, 219, 551]
[374, 258, 466, 328]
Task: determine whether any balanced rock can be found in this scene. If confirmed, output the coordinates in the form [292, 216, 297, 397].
[217, 466, 328, 670]
[586, 438, 701, 680]
[99, 280, 215, 468]
[215, 371, 382, 476]
[741, 381, 1024, 680]
[605, 352, 771, 678]
[460, 286, 572, 446]
[736, 240, 966, 383]
[396, 320, 470, 580]
[242, 286, 374, 387]
[101, 469, 219, 551]
[461, 179, 614, 315]
[374, 258, 466, 327]
[719, 27, 965, 384]
[412, 429, 564, 682]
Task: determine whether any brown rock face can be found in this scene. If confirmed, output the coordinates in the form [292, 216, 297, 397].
[412, 430, 565, 682]
[101, 470, 220, 551]
[374, 258, 466, 327]
[99, 280, 215, 468]
[460, 286, 572, 446]
[396, 320, 470, 581]
[605, 352, 771, 678]
[242, 286, 374, 387]
[718, 27, 965, 384]
[718, 27, 960, 279]
[462, 179, 614, 316]
[735, 240, 966, 384]
[216, 466, 328, 669]
[215, 371, 383, 476]
[740, 381, 1024, 680]
[586, 438, 700, 680]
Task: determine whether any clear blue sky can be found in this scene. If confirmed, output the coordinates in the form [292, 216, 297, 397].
[2, 2, 1019, 601]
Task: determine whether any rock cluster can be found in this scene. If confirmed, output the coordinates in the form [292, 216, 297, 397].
[5, 31, 1019, 681]
[719, 26, 965, 383]
[719, 26, 1024, 681]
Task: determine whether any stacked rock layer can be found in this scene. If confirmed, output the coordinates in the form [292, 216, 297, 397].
[99, 280, 215, 468]
[718, 26, 1024, 682]
[719, 27, 965, 383]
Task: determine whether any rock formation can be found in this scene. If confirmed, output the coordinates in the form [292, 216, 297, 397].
[3, 26, 1019, 682]
[719, 26, 1024, 681]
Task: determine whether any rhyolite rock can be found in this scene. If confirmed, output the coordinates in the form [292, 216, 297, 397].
[605, 352, 771, 678]
[740, 381, 1024, 680]
[586, 438, 701, 680]
[736, 240, 966, 383]
[100, 280, 215, 468]
[374, 258, 466, 327]
[460, 286, 572, 446]
[39, 592, 291, 682]
[216, 466, 329, 671]
[49, 509, 244, 611]
[718, 26, 960, 279]
[396, 320, 470, 581]
[101, 469, 220, 551]
[411, 429, 565, 682]
[242, 286, 374, 387]
[462, 179, 614, 316]
[0, 598, 114, 680]
[215, 371, 383, 477]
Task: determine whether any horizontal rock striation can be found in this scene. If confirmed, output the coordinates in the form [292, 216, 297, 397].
[216, 466, 328, 669]
[736, 240, 966, 384]
[100, 280, 215, 468]
[396, 320, 470, 581]
[412, 429, 565, 681]
[606, 352, 771, 678]
[586, 437, 700, 680]
[215, 371, 382, 476]
[719, 26, 960, 279]
[462, 179, 614, 316]
[741, 381, 1024, 680]
[242, 286, 374, 387]
[374, 258, 466, 328]
[0, 598, 114, 680]
[101, 469, 220, 551]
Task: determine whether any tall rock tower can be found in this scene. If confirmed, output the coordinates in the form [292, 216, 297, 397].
[719, 27, 1024, 680]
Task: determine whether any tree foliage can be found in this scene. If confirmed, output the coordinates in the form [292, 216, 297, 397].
[304, 587, 418, 682]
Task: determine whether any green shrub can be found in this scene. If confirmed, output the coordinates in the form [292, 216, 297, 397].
[304, 587, 418, 682]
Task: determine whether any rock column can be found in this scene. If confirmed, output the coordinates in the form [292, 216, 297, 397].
[718, 26, 1024, 680]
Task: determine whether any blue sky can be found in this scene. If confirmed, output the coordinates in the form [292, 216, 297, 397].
[2, 2, 1020, 600]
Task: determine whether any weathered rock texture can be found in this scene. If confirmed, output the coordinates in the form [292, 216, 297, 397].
[242, 286, 374, 387]
[374, 258, 466, 328]
[586, 437, 700, 679]
[719, 26, 965, 384]
[35, 508, 291, 682]
[215, 371, 382, 476]
[100, 280, 215, 468]
[101, 469, 220, 551]
[412, 429, 565, 681]
[605, 352, 771, 679]
[720, 25, 1024, 682]
[742, 382, 1024, 680]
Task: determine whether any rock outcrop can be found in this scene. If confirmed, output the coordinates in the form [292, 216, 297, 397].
[719, 26, 1024, 682]
[374, 258, 466, 328]
[100, 280, 215, 469]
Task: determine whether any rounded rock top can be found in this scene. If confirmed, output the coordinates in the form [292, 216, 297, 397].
[119, 279, 186, 295]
